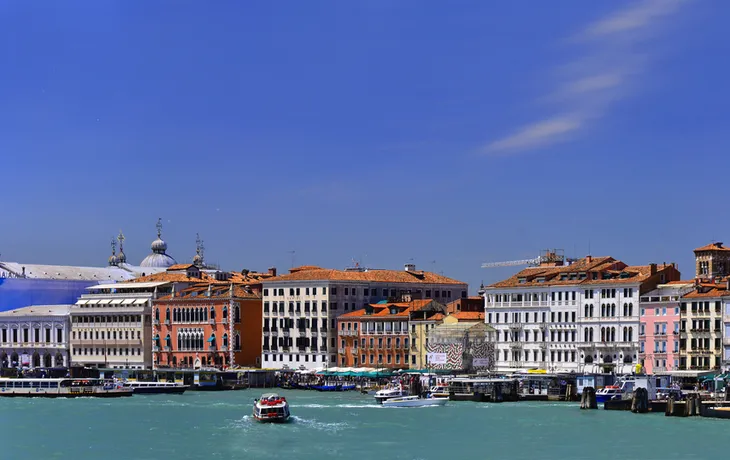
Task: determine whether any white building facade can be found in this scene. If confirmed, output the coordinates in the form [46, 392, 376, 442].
[261, 265, 468, 370]
[0, 305, 71, 368]
[69, 281, 171, 369]
[485, 257, 680, 374]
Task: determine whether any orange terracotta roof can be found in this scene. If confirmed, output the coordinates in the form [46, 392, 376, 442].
[265, 267, 466, 285]
[130, 272, 217, 284]
[429, 313, 445, 321]
[694, 242, 730, 252]
[666, 280, 694, 285]
[450, 311, 485, 321]
[167, 264, 195, 271]
[488, 257, 679, 288]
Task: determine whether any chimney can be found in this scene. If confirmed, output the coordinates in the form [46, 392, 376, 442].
[649, 263, 657, 276]
[268, 267, 277, 277]
[404, 263, 416, 272]
[586, 255, 592, 263]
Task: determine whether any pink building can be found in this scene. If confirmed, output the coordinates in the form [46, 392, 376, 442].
[639, 282, 692, 374]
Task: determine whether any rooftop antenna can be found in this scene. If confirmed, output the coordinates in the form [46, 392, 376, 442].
[288, 250, 296, 268]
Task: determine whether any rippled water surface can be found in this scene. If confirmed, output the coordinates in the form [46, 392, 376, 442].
[2, 390, 729, 459]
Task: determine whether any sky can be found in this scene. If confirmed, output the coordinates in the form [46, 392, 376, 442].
[1, 0, 727, 293]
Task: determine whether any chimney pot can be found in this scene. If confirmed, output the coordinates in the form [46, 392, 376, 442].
[649, 263, 657, 276]
[586, 255, 592, 263]
[268, 267, 277, 277]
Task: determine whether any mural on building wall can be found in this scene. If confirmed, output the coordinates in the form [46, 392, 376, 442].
[426, 340, 495, 372]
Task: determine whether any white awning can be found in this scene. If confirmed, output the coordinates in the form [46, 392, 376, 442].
[122, 299, 135, 305]
[85, 299, 99, 305]
[97, 299, 112, 305]
[110, 299, 124, 305]
[133, 299, 148, 305]
[75, 299, 88, 305]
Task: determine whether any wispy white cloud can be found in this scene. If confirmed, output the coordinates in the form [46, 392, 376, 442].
[484, 0, 687, 155]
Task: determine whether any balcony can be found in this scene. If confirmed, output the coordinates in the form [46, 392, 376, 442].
[338, 348, 345, 354]
[320, 346, 327, 352]
[152, 345, 160, 352]
[508, 323, 523, 330]
[310, 331, 318, 337]
[298, 331, 306, 337]
[282, 346, 290, 352]
[163, 346, 171, 351]
[209, 319, 215, 325]
[222, 318, 228, 325]
[153, 319, 160, 326]
[271, 329, 279, 336]
[220, 346, 228, 352]
[164, 319, 170, 326]
[283, 331, 290, 337]
[509, 342, 523, 349]
[208, 345, 216, 351]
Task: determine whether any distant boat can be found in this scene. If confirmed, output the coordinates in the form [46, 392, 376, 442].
[0, 378, 132, 398]
[122, 381, 188, 394]
[253, 393, 291, 423]
[382, 396, 448, 408]
[374, 385, 407, 404]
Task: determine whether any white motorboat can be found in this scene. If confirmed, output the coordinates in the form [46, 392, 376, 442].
[382, 395, 448, 408]
[122, 381, 188, 394]
[253, 393, 291, 423]
[374, 385, 407, 404]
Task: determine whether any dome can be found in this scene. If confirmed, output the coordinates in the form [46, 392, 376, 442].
[117, 250, 127, 264]
[139, 218, 176, 268]
[108, 254, 119, 266]
[193, 253, 203, 266]
[151, 237, 168, 253]
[140, 253, 177, 268]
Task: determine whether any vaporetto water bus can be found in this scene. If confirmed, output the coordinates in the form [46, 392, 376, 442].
[0, 378, 133, 398]
[121, 380, 188, 394]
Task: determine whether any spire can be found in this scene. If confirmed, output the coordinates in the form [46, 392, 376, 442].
[108, 237, 118, 266]
[194, 233, 205, 267]
[116, 230, 127, 264]
[156, 217, 163, 239]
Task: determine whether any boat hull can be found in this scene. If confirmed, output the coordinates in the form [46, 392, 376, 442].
[383, 398, 448, 408]
[130, 386, 187, 395]
[595, 394, 622, 404]
[0, 390, 132, 398]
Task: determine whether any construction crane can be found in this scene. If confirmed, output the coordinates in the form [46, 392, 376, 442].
[481, 249, 577, 269]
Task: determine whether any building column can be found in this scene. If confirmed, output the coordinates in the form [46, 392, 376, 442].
[51, 354, 56, 368]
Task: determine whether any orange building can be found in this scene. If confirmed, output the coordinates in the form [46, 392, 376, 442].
[153, 283, 263, 369]
[134, 263, 272, 369]
[337, 300, 443, 368]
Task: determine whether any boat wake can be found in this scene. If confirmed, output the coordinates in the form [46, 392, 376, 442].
[293, 403, 379, 409]
[289, 416, 350, 432]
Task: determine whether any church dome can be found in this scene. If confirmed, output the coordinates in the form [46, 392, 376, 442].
[140, 218, 176, 268]
[117, 250, 127, 264]
[108, 254, 119, 266]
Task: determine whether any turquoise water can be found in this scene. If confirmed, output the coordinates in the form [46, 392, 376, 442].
[1, 390, 729, 460]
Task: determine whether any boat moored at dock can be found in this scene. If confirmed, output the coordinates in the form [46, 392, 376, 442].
[374, 384, 408, 403]
[0, 378, 133, 398]
[122, 381, 188, 394]
[253, 393, 291, 423]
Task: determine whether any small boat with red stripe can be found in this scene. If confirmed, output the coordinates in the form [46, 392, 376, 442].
[253, 393, 291, 423]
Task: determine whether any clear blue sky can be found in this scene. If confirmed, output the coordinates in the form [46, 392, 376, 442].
[1, 1, 726, 292]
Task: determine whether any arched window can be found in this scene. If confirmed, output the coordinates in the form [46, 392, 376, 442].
[589, 328, 594, 342]
[222, 306, 228, 319]
[154, 309, 160, 321]
[584, 329, 589, 342]
[234, 333, 240, 351]
[623, 303, 627, 316]
[153, 334, 160, 346]
[601, 304, 606, 317]
[628, 328, 633, 341]
[628, 303, 633, 316]
[601, 327, 606, 341]
[611, 304, 616, 317]
[210, 307, 216, 320]
[610, 327, 616, 342]
[623, 327, 627, 341]
[590, 304, 594, 317]
[166, 308, 170, 321]
[204, 308, 208, 321]
[584, 305, 589, 317]
[223, 333, 229, 347]
[234, 305, 240, 323]
[177, 333, 182, 350]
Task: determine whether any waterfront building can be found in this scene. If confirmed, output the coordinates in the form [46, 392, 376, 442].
[153, 281, 264, 369]
[425, 316, 495, 372]
[261, 264, 468, 370]
[336, 299, 445, 369]
[638, 281, 693, 374]
[70, 281, 173, 369]
[680, 279, 728, 371]
[0, 305, 71, 368]
[484, 254, 680, 374]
